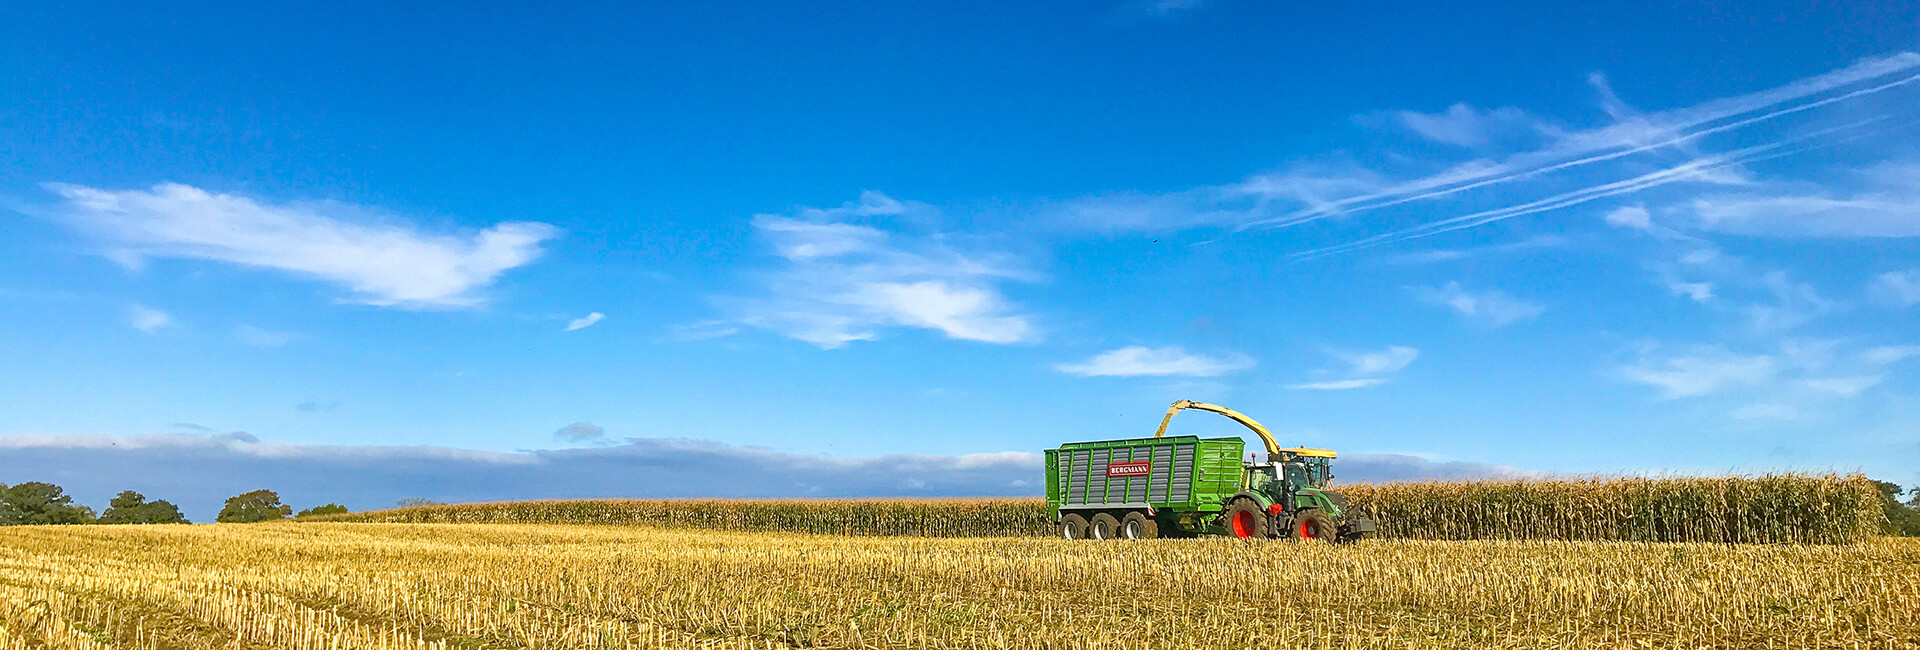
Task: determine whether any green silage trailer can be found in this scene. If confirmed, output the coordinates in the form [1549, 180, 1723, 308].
[1044, 401, 1377, 541]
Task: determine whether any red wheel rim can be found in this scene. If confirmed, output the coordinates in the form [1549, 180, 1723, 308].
[1231, 511, 1255, 538]
[1298, 519, 1319, 540]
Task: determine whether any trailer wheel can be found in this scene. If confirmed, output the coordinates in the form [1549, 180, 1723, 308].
[1291, 510, 1336, 543]
[1224, 500, 1268, 539]
[1088, 513, 1121, 540]
[1059, 514, 1089, 540]
[1119, 511, 1159, 540]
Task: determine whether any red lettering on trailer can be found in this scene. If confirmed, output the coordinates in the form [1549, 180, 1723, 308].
[1106, 461, 1152, 477]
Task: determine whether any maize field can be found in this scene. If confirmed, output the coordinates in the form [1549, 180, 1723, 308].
[314, 497, 1056, 537]
[314, 473, 1888, 544]
[0, 523, 1915, 649]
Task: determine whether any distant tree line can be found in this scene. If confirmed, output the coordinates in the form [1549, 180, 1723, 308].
[1874, 481, 1920, 536]
[0, 482, 352, 525]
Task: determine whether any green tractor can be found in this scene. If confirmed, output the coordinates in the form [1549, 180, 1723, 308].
[1046, 400, 1376, 541]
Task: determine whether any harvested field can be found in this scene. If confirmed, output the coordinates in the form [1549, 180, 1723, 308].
[1, 523, 1917, 649]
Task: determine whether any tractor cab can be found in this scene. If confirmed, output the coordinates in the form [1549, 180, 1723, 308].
[1245, 448, 1339, 510]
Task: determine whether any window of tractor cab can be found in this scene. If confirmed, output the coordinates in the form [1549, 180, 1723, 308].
[1283, 464, 1308, 489]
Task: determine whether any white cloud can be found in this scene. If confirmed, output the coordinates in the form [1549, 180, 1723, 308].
[1414, 282, 1545, 326]
[1742, 272, 1832, 333]
[1667, 281, 1714, 302]
[1871, 270, 1920, 306]
[129, 305, 172, 333]
[1287, 345, 1419, 391]
[1056, 346, 1254, 378]
[1619, 347, 1777, 398]
[1687, 165, 1920, 238]
[726, 192, 1037, 348]
[1604, 205, 1653, 230]
[1802, 375, 1882, 396]
[1343, 345, 1420, 375]
[47, 183, 558, 307]
[234, 324, 298, 347]
[565, 312, 605, 331]
[553, 422, 606, 443]
[1138, 0, 1204, 14]
[1386, 104, 1553, 149]
[1286, 378, 1388, 391]
[1619, 340, 1903, 405]
[1731, 403, 1800, 421]
[1862, 345, 1920, 365]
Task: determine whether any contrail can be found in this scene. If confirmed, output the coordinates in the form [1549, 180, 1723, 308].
[1288, 118, 1897, 260]
[1253, 72, 1920, 230]
[1243, 53, 1920, 229]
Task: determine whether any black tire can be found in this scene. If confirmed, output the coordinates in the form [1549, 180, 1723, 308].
[1224, 500, 1269, 539]
[1119, 511, 1159, 540]
[1291, 509, 1336, 543]
[1088, 513, 1121, 540]
[1059, 514, 1089, 540]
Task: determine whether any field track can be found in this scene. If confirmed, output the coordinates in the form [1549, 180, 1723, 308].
[1, 523, 1916, 649]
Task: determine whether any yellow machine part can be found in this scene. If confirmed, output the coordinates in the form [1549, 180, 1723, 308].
[1151, 400, 1336, 462]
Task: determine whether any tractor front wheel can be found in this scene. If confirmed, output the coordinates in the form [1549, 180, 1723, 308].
[1120, 511, 1159, 540]
[1060, 514, 1088, 540]
[1291, 510, 1336, 543]
[1088, 513, 1121, 540]
[1224, 500, 1268, 539]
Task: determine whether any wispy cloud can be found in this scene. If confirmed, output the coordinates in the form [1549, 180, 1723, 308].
[1386, 235, 1566, 264]
[1801, 375, 1882, 396]
[1871, 270, 1920, 306]
[564, 312, 605, 331]
[1135, 0, 1204, 15]
[721, 192, 1037, 349]
[1053, 53, 1920, 259]
[1619, 346, 1777, 398]
[46, 183, 558, 307]
[553, 422, 606, 443]
[1687, 164, 1920, 238]
[1287, 378, 1388, 391]
[1056, 346, 1254, 377]
[129, 305, 172, 333]
[1287, 345, 1419, 390]
[1862, 345, 1920, 365]
[1741, 272, 1833, 333]
[1619, 339, 1912, 409]
[234, 324, 298, 347]
[1731, 403, 1800, 421]
[1414, 282, 1545, 326]
[1376, 103, 1555, 150]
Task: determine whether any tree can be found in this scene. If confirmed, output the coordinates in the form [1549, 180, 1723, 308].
[98, 491, 188, 524]
[0, 482, 96, 525]
[1871, 480, 1920, 537]
[216, 489, 292, 523]
[295, 504, 349, 518]
[396, 498, 443, 508]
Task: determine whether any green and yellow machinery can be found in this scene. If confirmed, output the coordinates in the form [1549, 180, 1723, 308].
[1045, 400, 1377, 541]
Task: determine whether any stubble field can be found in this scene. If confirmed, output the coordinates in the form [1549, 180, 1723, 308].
[1, 522, 1915, 650]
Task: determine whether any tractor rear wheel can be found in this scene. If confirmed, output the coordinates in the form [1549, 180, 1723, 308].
[1224, 500, 1268, 539]
[1088, 513, 1121, 540]
[1119, 511, 1159, 540]
[1291, 510, 1336, 543]
[1059, 514, 1088, 540]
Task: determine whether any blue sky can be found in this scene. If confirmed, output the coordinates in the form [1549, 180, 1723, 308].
[3, 1, 1919, 513]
